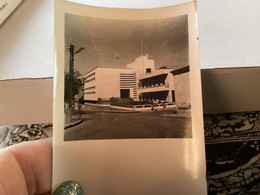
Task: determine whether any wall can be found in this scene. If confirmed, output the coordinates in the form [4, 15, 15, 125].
[165, 73, 175, 102]
[173, 72, 190, 109]
[201, 67, 260, 114]
[165, 72, 174, 90]
[0, 78, 53, 125]
[96, 68, 120, 100]
[96, 68, 135, 100]
[127, 55, 155, 77]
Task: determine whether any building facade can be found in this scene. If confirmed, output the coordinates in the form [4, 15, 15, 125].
[137, 69, 174, 102]
[171, 66, 190, 110]
[84, 55, 187, 104]
[83, 67, 136, 103]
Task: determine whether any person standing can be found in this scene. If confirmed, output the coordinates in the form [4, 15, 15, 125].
[163, 102, 167, 115]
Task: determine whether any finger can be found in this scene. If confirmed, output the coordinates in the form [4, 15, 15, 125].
[0, 138, 52, 195]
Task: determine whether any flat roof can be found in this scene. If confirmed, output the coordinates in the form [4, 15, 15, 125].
[171, 66, 190, 75]
[139, 69, 174, 80]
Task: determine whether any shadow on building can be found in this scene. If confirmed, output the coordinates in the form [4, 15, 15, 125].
[83, 55, 190, 113]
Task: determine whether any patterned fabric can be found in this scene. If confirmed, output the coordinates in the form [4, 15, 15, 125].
[1, 111, 260, 194]
[204, 111, 260, 194]
[0, 124, 52, 148]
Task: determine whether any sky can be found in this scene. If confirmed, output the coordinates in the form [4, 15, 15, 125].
[65, 13, 189, 74]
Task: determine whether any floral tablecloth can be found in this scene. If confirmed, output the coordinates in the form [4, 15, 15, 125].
[0, 124, 52, 148]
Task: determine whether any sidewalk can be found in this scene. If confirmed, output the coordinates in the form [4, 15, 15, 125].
[82, 103, 176, 113]
[79, 109, 139, 114]
[79, 103, 139, 113]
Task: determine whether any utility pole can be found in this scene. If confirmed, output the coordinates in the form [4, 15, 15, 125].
[141, 39, 144, 74]
[68, 44, 84, 116]
[69, 44, 74, 115]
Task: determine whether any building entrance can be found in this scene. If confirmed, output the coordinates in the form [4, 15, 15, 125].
[120, 89, 130, 98]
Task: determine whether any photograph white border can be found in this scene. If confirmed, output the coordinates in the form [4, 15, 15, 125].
[53, 1, 206, 194]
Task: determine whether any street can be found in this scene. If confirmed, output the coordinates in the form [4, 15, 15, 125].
[64, 110, 192, 140]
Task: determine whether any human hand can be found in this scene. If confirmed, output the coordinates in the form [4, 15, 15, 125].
[0, 138, 52, 195]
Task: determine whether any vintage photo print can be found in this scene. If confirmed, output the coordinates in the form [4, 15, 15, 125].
[64, 9, 192, 141]
[204, 111, 260, 194]
[54, 1, 206, 194]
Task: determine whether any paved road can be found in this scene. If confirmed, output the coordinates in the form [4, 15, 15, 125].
[64, 110, 192, 141]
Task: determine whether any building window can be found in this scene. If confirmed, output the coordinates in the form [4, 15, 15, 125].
[120, 89, 130, 98]
[146, 68, 151, 74]
[172, 90, 175, 102]
[85, 77, 95, 83]
[85, 72, 95, 79]
[85, 91, 96, 94]
[85, 86, 95, 90]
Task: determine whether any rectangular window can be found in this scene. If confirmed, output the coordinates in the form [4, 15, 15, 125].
[85, 72, 96, 79]
[120, 89, 130, 98]
[146, 68, 151, 74]
[85, 91, 96, 94]
[86, 77, 95, 83]
[172, 90, 175, 102]
[85, 86, 96, 90]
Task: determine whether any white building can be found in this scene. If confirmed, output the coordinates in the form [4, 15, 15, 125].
[137, 68, 174, 102]
[84, 55, 184, 104]
[83, 67, 136, 103]
[171, 66, 190, 110]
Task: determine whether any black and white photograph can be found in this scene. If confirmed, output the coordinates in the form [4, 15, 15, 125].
[204, 111, 260, 194]
[64, 13, 192, 141]
[54, 2, 206, 194]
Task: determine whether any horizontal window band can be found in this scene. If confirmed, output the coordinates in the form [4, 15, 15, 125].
[85, 78, 96, 83]
[84, 72, 96, 79]
[84, 86, 96, 90]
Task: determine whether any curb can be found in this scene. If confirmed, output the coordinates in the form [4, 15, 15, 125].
[161, 114, 191, 118]
[65, 119, 83, 129]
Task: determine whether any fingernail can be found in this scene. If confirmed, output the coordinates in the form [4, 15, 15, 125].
[53, 180, 82, 195]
